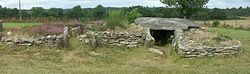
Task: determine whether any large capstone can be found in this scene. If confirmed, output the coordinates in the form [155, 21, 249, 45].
[135, 17, 199, 46]
[134, 17, 199, 30]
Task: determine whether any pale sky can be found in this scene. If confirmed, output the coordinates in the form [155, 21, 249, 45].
[0, 0, 250, 9]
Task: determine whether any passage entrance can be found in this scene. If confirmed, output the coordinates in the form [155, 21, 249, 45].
[150, 29, 175, 46]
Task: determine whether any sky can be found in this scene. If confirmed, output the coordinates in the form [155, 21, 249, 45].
[0, 0, 250, 9]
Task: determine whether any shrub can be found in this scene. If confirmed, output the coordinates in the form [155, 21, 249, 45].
[236, 26, 245, 30]
[212, 20, 220, 27]
[127, 8, 142, 24]
[106, 10, 128, 29]
[221, 23, 233, 29]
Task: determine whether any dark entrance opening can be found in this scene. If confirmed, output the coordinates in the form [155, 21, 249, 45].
[150, 29, 175, 46]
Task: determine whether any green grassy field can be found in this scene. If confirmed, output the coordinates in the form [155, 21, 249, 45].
[0, 28, 249, 74]
[3, 23, 40, 29]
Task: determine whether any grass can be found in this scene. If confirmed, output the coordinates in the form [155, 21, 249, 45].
[195, 17, 250, 28]
[0, 28, 250, 74]
[3, 23, 41, 29]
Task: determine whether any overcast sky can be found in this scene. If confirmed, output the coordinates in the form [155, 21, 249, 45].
[0, 0, 250, 9]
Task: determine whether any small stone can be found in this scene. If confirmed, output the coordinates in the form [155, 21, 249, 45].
[18, 43, 32, 46]
[7, 31, 12, 36]
[127, 45, 137, 48]
[149, 48, 164, 55]
[47, 35, 52, 39]
[78, 35, 87, 38]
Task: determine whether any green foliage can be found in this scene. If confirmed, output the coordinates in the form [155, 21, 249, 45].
[66, 5, 84, 19]
[3, 23, 40, 29]
[236, 26, 245, 30]
[48, 8, 64, 18]
[155, 7, 181, 18]
[106, 10, 128, 29]
[208, 8, 227, 20]
[192, 9, 209, 20]
[31, 7, 47, 18]
[160, 0, 209, 19]
[2, 5, 250, 21]
[0, 6, 19, 18]
[126, 8, 142, 23]
[91, 5, 106, 20]
[128, 6, 156, 17]
[212, 20, 220, 27]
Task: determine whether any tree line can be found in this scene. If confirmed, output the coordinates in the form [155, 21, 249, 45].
[1, 5, 250, 21]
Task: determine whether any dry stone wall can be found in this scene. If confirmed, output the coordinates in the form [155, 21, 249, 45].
[1, 35, 63, 46]
[174, 29, 242, 57]
[78, 31, 146, 48]
[0, 24, 242, 57]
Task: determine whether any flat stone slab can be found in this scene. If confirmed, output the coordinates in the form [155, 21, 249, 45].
[134, 17, 199, 30]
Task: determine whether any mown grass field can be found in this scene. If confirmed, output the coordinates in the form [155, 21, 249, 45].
[0, 25, 250, 74]
[3, 23, 40, 29]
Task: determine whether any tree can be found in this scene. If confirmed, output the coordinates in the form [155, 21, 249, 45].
[48, 8, 63, 18]
[127, 8, 142, 23]
[208, 8, 227, 20]
[129, 6, 155, 17]
[247, 7, 250, 16]
[239, 6, 243, 10]
[92, 5, 106, 20]
[9, 8, 19, 18]
[31, 7, 47, 18]
[66, 5, 84, 19]
[0, 5, 2, 18]
[21, 10, 31, 19]
[160, 0, 209, 19]
[1, 7, 8, 18]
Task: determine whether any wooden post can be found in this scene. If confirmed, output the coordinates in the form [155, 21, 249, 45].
[0, 20, 3, 32]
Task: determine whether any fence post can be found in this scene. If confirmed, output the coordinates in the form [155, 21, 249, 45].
[0, 20, 3, 32]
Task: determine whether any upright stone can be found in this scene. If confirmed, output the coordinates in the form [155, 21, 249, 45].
[90, 32, 97, 48]
[0, 20, 3, 32]
[144, 28, 155, 48]
[62, 26, 69, 47]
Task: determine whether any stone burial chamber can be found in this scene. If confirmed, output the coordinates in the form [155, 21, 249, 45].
[134, 17, 199, 46]
[77, 17, 242, 57]
[0, 17, 241, 57]
[134, 17, 242, 57]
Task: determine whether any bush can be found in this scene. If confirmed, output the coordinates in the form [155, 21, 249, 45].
[127, 8, 142, 23]
[236, 26, 245, 30]
[106, 10, 128, 29]
[220, 23, 233, 29]
[212, 21, 220, 27]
